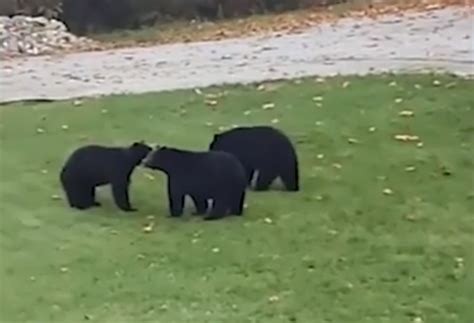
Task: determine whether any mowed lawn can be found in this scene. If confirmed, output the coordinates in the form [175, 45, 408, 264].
[0, 75, 473, 323]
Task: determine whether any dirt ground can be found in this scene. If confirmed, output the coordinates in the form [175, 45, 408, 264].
[0, 7, 472, 103]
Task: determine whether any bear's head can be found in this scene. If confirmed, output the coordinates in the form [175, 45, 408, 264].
[143, 146, 176, 172]
[128, 141, 152, 165]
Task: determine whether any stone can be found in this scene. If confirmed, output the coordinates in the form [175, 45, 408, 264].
[0, 15, 98, 58]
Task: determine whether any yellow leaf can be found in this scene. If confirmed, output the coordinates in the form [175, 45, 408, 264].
[262, 102, 275, 110]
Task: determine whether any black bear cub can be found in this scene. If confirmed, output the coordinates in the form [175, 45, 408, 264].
[209, 126, 299, 191]
[60, 141, 152, 211]
[144, 147, 247, 221]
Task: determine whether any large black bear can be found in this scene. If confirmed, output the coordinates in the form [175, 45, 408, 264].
[144, 146, 247, 221]
[209, 126, 299, 191]
[60, 141, 152, 211]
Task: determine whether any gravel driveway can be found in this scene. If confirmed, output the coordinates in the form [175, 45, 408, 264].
[0, 7, 472, 103]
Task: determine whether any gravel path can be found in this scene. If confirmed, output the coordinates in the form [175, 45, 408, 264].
[0, 7, 472, 103]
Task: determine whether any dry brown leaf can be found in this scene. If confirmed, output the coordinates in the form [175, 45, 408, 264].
[144, 173, 155, 181]
[205, 99, 218, 107]
[399, 110, 414, 117]
[394, 134, 420, 142]
[262, 102, 275, 110]
[73, 99, 82, 106]
[263, 217, 273, 224]
[312, 96, 323, 102]
[143, 223, 154, 233]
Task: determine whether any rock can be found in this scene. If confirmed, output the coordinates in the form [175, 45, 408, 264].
[0, 15, 99, 58]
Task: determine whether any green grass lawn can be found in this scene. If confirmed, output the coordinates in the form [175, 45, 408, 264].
[0, 74, 473, 323]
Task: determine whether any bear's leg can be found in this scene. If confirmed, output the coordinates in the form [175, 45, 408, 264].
[191, 194, 208, 215]
[87, 186, 101, 207]
[245, 167, 255, 185]
[65, 182, 94, 210]
[168, 182, 184, 217]
[280, 160, 299, 191]
[255, 169, 277, 191]
[230, 190, 246, 216]
[205, 198, 228, 221]
[111, 180, 136, 212]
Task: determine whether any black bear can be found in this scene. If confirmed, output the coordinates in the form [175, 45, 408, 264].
[209, 126, 299, 191]
[60, 141, 152, 211]
[144, 146, 247, 221]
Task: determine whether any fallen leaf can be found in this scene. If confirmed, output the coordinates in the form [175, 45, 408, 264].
[416, 142, 424, 148]
[73, 99, 82, 106]
[243, 110, 251, 116]
[36, 128, 45, 134]
[405, 166, 416, 172]
[212, 247, 220, 253]
[271, 118, 280, 124]
[257, 84, 266, 91]
[262, 102, 275, 110]
[205, 122, 214, 127]
[389, 81, 397, 86]
[61, 124, 69, 130]
[347, 138, 359, 144]
[399, 110, 414, 117]
[315, 195, 323, 201]
[342, 81, 350, 88]
[383, 188, 393, 195]
[268, 295, 280, 302]
[369, 126, 376, 132]
[194, 88, 202, 95]
[445, 82, 456, 88]
[143, 223, 154, 233]
[394, 134, 420, 142]
[315, 77, 325, 83]
[263, 217, 273, 224]
[315, 121, 323, 126]
[60, 267, 69, 273]
[414, 84, 422, 89]
[137, 254, 146, 260]
[312, 96, 323, 102]
[394, 98, 403, 103]
[218, 126, 227, 131]
[144, 173, 155, 181]
[205, 99, 218, 107]
[51, 194, 61, 200]
[101, 109, 108, 114]
[317, 154, 324, 159]
[41, 169, 48, 174]
[332, 163, 342, 169]
[432, 80, 441, 86]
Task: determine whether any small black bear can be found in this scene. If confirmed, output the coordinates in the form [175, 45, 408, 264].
[209, 126, 299, 191]
[60, 141, 152, 211]
[144, 146, 247, 221]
